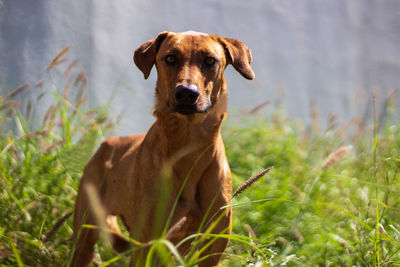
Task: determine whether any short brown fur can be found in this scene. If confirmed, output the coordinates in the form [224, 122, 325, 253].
[71, 30, 254, 266]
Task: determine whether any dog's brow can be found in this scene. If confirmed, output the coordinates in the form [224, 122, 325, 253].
[163, 48, 182, 56]
[198, 48, 219, 57]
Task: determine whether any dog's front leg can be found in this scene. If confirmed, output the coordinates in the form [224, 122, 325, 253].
[196, 156, 233, 266]
[166, 199, 202, 243]
[198, 207, 232, 267]
[71, 182, 100, 267]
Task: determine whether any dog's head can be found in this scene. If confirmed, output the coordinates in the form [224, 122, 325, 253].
[134, 31, 254, 116]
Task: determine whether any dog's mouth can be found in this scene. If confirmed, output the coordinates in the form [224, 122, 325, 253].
[169, 102, 212, 115]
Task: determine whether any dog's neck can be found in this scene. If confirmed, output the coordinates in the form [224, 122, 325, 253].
[152, 82, 228, 153]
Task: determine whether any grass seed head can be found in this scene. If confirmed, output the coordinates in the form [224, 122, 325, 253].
[47, 45, 72, 71]
[323, 145, 353, 170]
[7, 83, 29, 99]
[232, 166, 274, 198]
[63, 59, 79, 77]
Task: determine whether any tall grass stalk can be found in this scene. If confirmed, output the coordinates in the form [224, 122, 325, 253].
[373, 95, 381, 265]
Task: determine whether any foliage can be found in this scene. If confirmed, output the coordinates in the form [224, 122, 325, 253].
[224, 110, 400, 266]
[1, 49, 399, 266]
[0, 56, 114, 266]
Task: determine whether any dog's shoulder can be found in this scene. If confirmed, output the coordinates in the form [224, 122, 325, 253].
[93, 134, 145, 163]
[102, 134, 145, 148]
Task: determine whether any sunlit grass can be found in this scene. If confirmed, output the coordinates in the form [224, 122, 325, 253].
[0, 48, 399, 266]
[224, 104, 400, 266]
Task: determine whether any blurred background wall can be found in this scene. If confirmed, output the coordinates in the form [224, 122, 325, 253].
[1, 0, 399, 135]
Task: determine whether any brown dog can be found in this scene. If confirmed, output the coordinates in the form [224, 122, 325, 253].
[71, 30, 254, 266]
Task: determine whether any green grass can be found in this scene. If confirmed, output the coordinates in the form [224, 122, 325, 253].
[224, 109, 400, 266]
[1, 50, 400, 266]
[0, 55, 115, 265]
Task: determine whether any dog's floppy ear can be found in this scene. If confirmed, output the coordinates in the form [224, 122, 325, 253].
[218, 37, 255, 80]
[134, 31, 169, 79]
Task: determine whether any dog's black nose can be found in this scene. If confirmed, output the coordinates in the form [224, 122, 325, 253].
[174, 85, 199, 104]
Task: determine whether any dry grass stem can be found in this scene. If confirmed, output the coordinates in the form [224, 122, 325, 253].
[75, 92, 87, 109]
[54, 58, 68, 66]
[232, 166, 274, 198]
[327, 112, 338, 131]
[7, 83, 29, 98]
[63, 76, 74, 100]
[276, 236, 290, 246]
[41, 140, 66, 153]
[74, 70, 88, 87]
[35, 79, 46, 88]
[42, 105, 56, 127]
[75, 78, 86, 106]
[19, 130, 46, 140]
[0, 101, 20, 111]
[83, 110, 99, 117]
[292, 228, 304, 243]
[249, 100, 270, 114]
[323, 145, 353, 170]
[43, 212, 73, 242]
[290, 184, 304, 201]
[244, 224, 259, 246]
[47, 45, 72, 71]
[72, 96, 87, 117]
[63, 59, 79, 77]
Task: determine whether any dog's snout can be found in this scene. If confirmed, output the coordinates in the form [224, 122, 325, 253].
[174, 85, 199, 104]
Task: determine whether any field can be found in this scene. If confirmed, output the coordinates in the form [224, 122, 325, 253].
[1, 52, 399, 266]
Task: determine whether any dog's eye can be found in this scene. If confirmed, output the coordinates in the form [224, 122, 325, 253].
[165, 55, 176, 65]
[204, 57, 216, 67]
